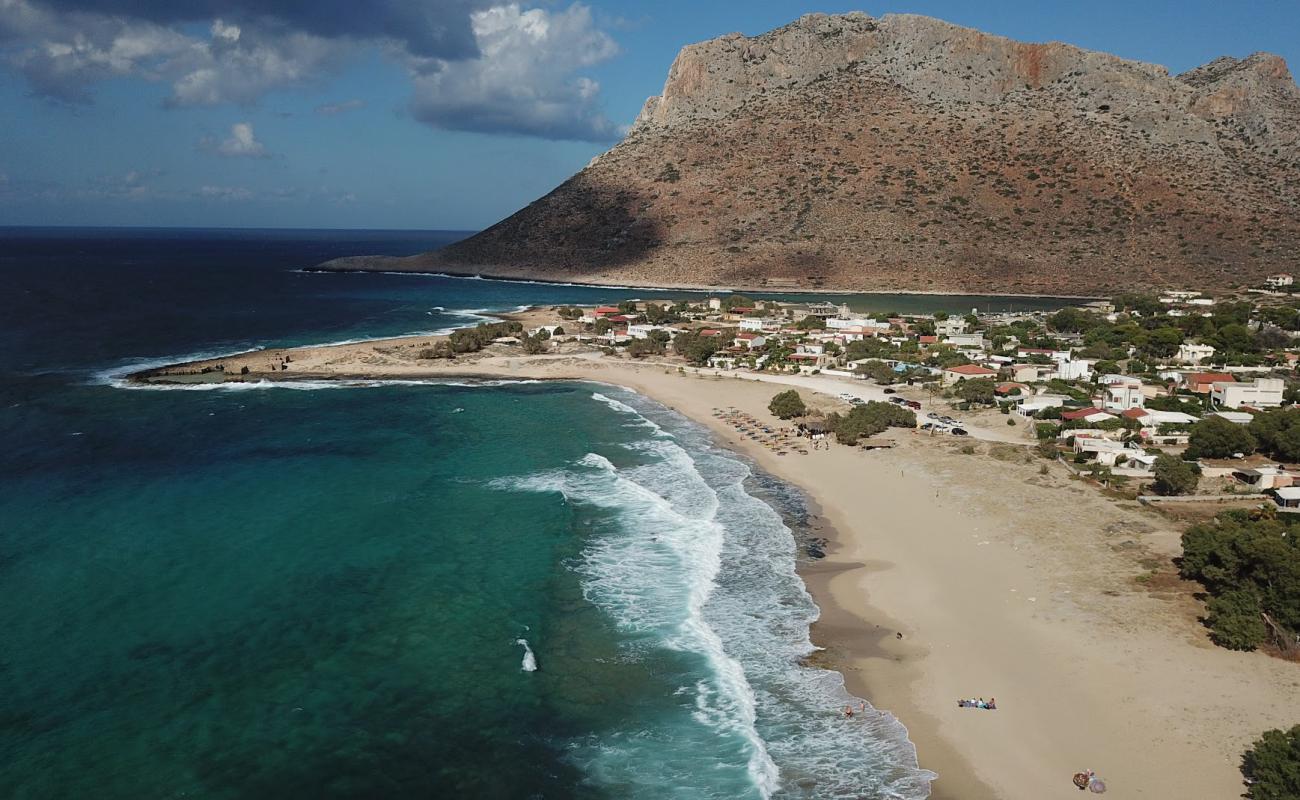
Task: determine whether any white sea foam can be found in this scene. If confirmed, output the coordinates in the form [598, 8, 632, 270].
[490, 388, 935, 799]
[516, 638, 538, 672]
[91, 347, 266, 389]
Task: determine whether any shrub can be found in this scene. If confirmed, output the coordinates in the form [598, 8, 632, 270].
[1249, 408, 1300, 463]
[1035, 422, 1061, 440]
[768, 390, 807, 419]
[1206, 589, 1268, 650]
[1180, 510, 1300, 651]
[1006, 418, 1017, 426]
[831, 401, 916, 445]
[956, 377, 996, 405]
[1241, 725, 1300, 800]
[1152, 454, 1199, 496]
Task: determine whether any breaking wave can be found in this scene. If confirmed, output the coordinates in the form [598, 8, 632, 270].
[488, 390, 934, 799]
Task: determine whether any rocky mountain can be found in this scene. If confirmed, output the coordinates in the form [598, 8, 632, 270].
[325, 12, 1300, 294]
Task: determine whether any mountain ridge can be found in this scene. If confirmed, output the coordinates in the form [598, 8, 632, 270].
[322, 12, 1300, 293]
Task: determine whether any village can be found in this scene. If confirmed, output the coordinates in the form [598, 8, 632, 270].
[514, 273, 1300, 510]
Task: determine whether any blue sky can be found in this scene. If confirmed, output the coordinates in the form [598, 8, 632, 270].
[1, 0, 1297, 231]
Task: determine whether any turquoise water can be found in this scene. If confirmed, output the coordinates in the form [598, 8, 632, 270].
[1, 229, 941, 798]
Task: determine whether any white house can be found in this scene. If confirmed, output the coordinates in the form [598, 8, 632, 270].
[1054, 358, 1095, 382]
[943, 364, 998, 384]
[738, 317, 780, 332]
[1267, 274, 1294, 289]
[936, 317, 968, 337]
[944, 332, 987, 350]
[1212, 378, 1285, 409]
[1100, 378, 1145, 412]
[1175, 343, 1216, 364]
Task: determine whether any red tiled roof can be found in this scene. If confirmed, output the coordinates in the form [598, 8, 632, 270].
[594, 306, 620, 314]
[1120, 408, 1150, 419]
[946, 364, 997, 376]
[919, 335, 939, 344]
[1189, 372, 1236, 385]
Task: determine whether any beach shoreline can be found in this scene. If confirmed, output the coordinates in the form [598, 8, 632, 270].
[128, 338, 1300, 800]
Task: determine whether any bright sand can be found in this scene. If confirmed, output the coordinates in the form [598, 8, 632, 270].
[141, 339, 1300, 799]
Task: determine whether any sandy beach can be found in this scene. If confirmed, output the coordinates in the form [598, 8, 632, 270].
[137, 336, 1300, 799]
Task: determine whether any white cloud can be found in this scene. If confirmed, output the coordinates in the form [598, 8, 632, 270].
[200, 122, 269, 158]
[0, 0, 626, 140]
[315, 98, 364, 115]
[406, 3, 621, 141]
[197, 184, 254, 201]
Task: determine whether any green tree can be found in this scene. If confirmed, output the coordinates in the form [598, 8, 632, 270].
[1047, 307, 1100, 333]
[1152, 454, 1199, 495]
[1186, 415, 1258, 459]
[768, 390, 807, 419]
[1206, 589, 1268, 650]
[1216, 323, 1260, 354]
[855, 359, 896, 384]
[1250, 409, 1300, 462]
[956, 377, 996, 405]
[1180, 510, 1300, 648]
[795, 315, 826, 331]
[1242, 725, 1300, 800]
[831, 401, 916, 445]
[593, 318, 614, 335]
[521, 334, 545, 355]
[674, 331, 723, 365]
[627, 338, 664, 358]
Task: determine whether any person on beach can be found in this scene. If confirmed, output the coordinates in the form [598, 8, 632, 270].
[842, 705, 854, 718]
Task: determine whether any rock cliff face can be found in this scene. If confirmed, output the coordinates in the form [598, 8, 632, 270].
[332, 12, 1300, 293]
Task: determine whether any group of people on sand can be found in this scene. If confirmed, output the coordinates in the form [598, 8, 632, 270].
[957, 697, 996, 710]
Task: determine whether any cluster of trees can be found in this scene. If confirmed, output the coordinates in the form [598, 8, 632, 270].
[448, 321, 523, 353]
[1241, 724, 1300, 800]
[955, 377, 996, 405]
[1185, 409, 1300, 462]
[827, 401, 916, 445]
[627, 329, 672, 359]
[1180, 509, 1300, 651]
[674, 330, 725, 365]
[768, 390, 807, 419]
[854, 359, 897, 384]
[1044, 295, 1291, 365]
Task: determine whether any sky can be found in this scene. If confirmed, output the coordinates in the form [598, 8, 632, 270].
[1, 0, 1297, 231]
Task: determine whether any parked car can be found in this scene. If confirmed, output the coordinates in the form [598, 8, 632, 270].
[848, 397, 865, 406]
[906, 401, 922, 410]
[927, 412, 941, 419]
[882, 388, 896, 394]
[951, 428, 969, 436]
[890, 397, 908, 405]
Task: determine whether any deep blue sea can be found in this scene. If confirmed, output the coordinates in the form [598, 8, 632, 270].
[0, 228, 1068, 798]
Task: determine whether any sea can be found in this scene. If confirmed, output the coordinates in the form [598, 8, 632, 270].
[0, 228, 1074, 799]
